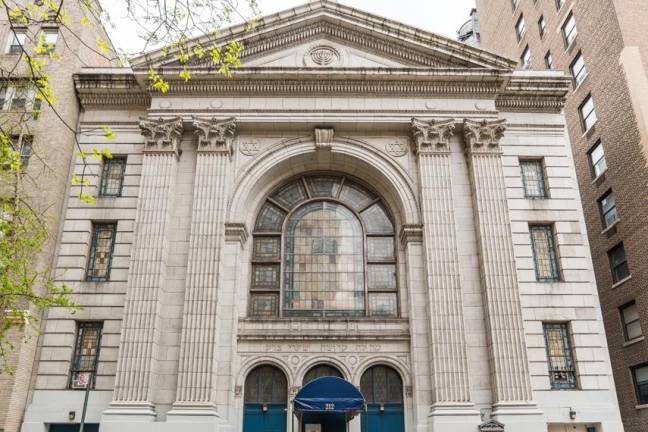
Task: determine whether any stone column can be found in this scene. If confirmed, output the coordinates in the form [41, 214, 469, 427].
[463, 119, 541, 429]
[105, 117, 183, 420]
[168, 118, 237, 420]
[411, 119, 480, 432]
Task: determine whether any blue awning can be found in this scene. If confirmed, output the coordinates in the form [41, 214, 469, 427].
[293, 377, 365, 414]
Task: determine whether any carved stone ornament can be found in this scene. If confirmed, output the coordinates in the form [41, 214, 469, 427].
[193, 117, 238, 155]
[234, 385, 243, 398]
[479, 420, 505, 432]
[240, 140, 260, 156]
[306, 45, 341, 66]
[463, 119, 507, 154]
[224, 222, 248, 246]
[386, 140, 408, 157]
[410, 118, 456, 155]
[400, 224, 423, 246]
[139, 117, 183, 155]
[314, 127, 335, 150]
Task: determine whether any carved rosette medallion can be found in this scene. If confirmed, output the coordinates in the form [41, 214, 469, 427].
[239, 140, 260, 156]
[306, 45, 340, 66]
[139, 117, 183, 156]
[193, 117, 238, 156]
[410, 118, 456, 155]
[386, 140, 408, 157]
[463, 119, 507, 154]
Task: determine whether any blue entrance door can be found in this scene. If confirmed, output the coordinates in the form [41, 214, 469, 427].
[243, 365, 288, 432]
[360, 366, 405, 432]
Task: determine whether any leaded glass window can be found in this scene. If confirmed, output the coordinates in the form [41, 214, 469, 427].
[244, 365, 287, 404]
[99, 157, 126, 197]
[249, 174, 397, 319]
[303, 364, 343, 385]
[520, 159, 547, 198]
[86, 223, 117, 281]
[543, 323, 577, 390]
[360, 365, 403, 404]
[530, 225, 560, 282]
[70, 322, 103, 389]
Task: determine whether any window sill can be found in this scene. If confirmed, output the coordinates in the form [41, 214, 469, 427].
[611, 275, 632, 289]
[623, 336, 645, 348]
[635, 404, 648, 411]
[573, 73, 589, 92]
[582, 121, 597, 139]
[591, 169, 608, 185]
[601, 219, 620, 235]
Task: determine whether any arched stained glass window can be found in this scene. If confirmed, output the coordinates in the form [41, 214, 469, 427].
[303, 364, 344, 385]
[244, 365, 288, 404]
[249, 174, 397, 319]
[360, 365, 403, 404]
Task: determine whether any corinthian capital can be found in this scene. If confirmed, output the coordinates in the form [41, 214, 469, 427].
[410, 118, 456, 155]
[139, 117, 183, 156]
[193, 117, 238, 155]
[463, 119, 507, 154]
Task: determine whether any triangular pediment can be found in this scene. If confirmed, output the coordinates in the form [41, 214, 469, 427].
[131, 1, 516, 72]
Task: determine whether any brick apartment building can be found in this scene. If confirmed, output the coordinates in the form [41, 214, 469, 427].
[0, 2, 115, 431]
[474, 1, 648, 431]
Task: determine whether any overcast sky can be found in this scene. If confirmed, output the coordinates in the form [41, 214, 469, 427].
[102, 0, 477, 54]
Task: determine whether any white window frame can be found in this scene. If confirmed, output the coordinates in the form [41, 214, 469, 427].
[521, 46, 532, 69]
[579, 94, 597, 132]
[588, 141, 607, 178]
[562, 13, 577, 47]
[5, 29, 26, 54]
[570, 52, 588, 86]
[516, 15, 526, 40]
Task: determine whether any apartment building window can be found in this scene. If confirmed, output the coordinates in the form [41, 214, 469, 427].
[530, 225, 560, 282]
[562, 13, 577, 47]
[608, 243, 630, 284]
[620, 301, 642, 342]
[99, 157, 126, 197]
[41, 28, 58, 53]
[570, 52, 588, 85]
[598, 190, 618, 229]
[0, 85, 41, 113]
[5, 135, 33, 169]
[516, 15, 526, 40]
[538, 15, 546, 37]
[632, 364, 648, 405]
[545, 51, 554, 70]
[579, 94, 597, 132]
[521, 46, 532, 69]
[555, 0, 565, 10]
[69, 322, 103, 389]
[86, 223, 117, 281]
[5, 29, 26, 54]
[520, 159, 547, 198]
[588, 141, 607, 178]
[543, 323, 577, 389]
[511, 0, 520, 11]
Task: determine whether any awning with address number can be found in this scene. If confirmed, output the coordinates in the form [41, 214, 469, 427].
[293, 376, 365, 414]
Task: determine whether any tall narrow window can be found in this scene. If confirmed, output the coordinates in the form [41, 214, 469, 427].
[538, 15, 546, 37]
[545, 51, 554, 70]
[530, 225, 560, 282]
[99, 157, 126, 197]
[562, 13, 577, 47]
[588, 141, 607, 178]
[570, 52, 588, 86]
[543, 323, 577, 389]
[521, 46, 532, 69]
[579, 94, 597, 132]
[6, 29, 26, 54]
[620, 301, 642, 342]
[520, 159, 547, 198]
[632, 364, 648, 405]
[608, 243, 630, 284]
[516, 15, 526, 40]
[598, 190, 618, 229]
[86, 223, 117, 281]
[70, 322, 103, 389]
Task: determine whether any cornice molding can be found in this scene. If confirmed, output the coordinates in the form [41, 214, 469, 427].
[139, 117, 183, 157]
[463, 119, 507, 155]
[400, 224, 424, 246]
[193, 117, 238, 155]
[410, 118, 456, 155]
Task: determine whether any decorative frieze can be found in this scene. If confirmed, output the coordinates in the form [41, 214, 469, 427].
[314, 127, 335, 150]
[139, 117, 183, 156]
[480, 420, 505, 432]
[193, 117, 238, 155]
[410, 118, 456, 154]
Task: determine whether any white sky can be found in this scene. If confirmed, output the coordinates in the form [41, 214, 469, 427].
[102, 0, 477, 54]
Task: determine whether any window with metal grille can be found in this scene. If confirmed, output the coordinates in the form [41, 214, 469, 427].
[608, 243, 630, 284]
[632, 363, 648, 405]
[620, 301, 642, 342]
[579, 94, 597, 132]
[588, 141, 607, 178]
[598, 190, 618, 229]
[562, 13, 577, 47]
[530, 225, 560, 282]
[86, 223, 116, 281]
[570, 52, 588, 86]
[99, 157, 126, 197]
[520, 159, 547, 198]
[69, 322, 103, 389]
[543, 323, 577, 389]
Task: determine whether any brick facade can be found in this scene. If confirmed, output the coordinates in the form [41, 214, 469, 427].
[475, 1, 648, 431]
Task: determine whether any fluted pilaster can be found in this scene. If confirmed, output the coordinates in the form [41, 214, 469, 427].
[463, 119, 534, 405]
[172, 118, 237, 411]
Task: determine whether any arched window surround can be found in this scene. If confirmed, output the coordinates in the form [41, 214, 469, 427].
[249, 173, 399, 319]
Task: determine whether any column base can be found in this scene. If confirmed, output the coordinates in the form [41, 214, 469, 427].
[100, 401, 157, 432]
[491, 402, 544, 432]
[428, 403, 482, 432]
[167, 402, 220, 422]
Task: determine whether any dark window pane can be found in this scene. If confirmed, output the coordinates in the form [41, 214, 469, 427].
[634, 365, 648, 405]
[86, 223, 116, 281]
[368, 264, 397, 290]
[599, 192, 618, 228]
[369, 293, 397, 317]
[250, 294, 278, 318]
[306, 176, 341, 198]
[100, 157, 126, 197]
[244, 365, 287, 404]
[303, 364, 343, 385]
[608, 244, 630, 283]
[251, 265, 280, 290]
[339, 182, 375, 211]
[622, 302, 642, 341]
[368, 237, 395, 261]
[361, 203, 393, 234]
[543, 323, 577, 389]
[70, 322, 103, 389]
[386, 368, 403, 403]
[361, 365, 402, 404]
[255, 203, 286, 232]
[520, 160, 546, 198]
[272, 180, 307, 209]
[253, 237, 280, 261]
[530, 225, 560, 282]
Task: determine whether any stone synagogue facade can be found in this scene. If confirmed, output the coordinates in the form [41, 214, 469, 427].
[21, 2, 623, 432]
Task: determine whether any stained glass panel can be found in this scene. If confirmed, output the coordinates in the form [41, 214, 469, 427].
[543, 323, 577, 389]
[339, 182, 375, 211]
[69, 322, 103, 389]
[250, 294, 278, 318]
[272, 180, 308, 209]
[369, 293, 397, 317]
[86, 223, 116, 281]
[244, 365, 287, 404]
[306, 176, 340, 198]
[255, 203, 286, 232]
[251, 264, 280, 290]
[361, 203, 393, 234]
[253, 237, 281, 261]
[368, 264, 397, 290]
[367, 237, 395, 261]
[283, 201, 365, 317]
